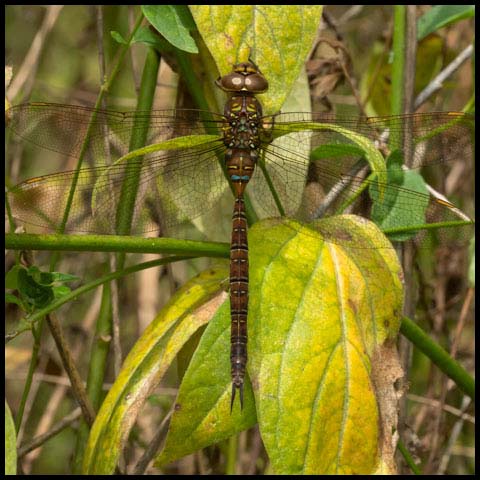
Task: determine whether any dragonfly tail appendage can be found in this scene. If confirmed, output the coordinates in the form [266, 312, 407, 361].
[230, 382, 244, 413]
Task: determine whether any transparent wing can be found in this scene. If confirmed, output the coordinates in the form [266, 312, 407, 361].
[248, 111, 474, 246]
[6, 103, 229, 235]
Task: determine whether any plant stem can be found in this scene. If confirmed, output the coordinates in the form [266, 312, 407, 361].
[5, 233, 229, 257]
[400, 316, 475, 400]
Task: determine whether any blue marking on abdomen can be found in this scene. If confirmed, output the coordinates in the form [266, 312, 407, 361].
[231, 175, 250, 181]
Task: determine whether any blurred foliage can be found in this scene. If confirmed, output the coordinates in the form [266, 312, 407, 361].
[5, 5, 474, 475]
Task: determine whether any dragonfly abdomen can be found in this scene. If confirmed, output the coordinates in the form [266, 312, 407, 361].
[229, 196, 249, 410]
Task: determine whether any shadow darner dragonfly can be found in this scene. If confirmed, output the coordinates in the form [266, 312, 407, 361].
[6, 61, 474, 409]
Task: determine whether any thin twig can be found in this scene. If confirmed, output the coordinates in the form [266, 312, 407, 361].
[414, 45, 473, 110]
[7, 5, 63, 100]
[438, 396, 472, 474]
[95, 5, 123, 378]
[450, 287, 474, 359]
[407, 393, 474, 424]
[45, 313, 96, 426]
[132, 408, 173, 474]
[18, 408, 82, 458]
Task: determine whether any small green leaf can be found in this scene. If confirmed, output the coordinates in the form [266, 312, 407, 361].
[50, 272, 80, 284]
[110, 30, 128, 45]
[5, 400, 17, 475]
[370, 150, 429, 241]
[5, 264, 22, 289]
[17, 267, 54, 309]
[142, 5, 198, 53]
[417, 5, 475, 41]
[132, 26, 173, 51]
[53, 285, 72, 299]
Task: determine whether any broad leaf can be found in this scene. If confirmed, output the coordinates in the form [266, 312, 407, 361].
[191, 5, 323, 114]
[155, 301, 256, 467]
[417, 5, 475, 41]
[83, 267, 228, 474]
[143, 5, 198, 53]
[248, 215, 403, 474]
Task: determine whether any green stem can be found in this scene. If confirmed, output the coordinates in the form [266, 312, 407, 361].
[400, 316, 475, 400]
[5, 233, 229, 257]
[225, 434, 238, 475]
[391, 6, 406, 118]
[397, 438, 421, 474]
[14, 323, 41, 433]
[115, 47, 160, 245]
[383, 220, 474, 236]
[72, 283, 113, 473]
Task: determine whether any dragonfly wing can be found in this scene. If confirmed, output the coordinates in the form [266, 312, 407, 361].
[7, 103, 224, 163]
[7, 138, 228, 235]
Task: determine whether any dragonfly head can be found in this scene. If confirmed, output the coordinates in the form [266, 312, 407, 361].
[216, 61, 269, 94]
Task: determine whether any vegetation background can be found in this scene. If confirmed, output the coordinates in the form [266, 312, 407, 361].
[5, 5, 474, 475]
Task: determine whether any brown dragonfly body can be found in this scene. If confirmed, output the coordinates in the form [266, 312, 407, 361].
[216, 61, 269, 409]
[6, 61, 474, 413]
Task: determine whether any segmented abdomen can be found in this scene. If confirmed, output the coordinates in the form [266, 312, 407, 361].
[230, 196, 248, 408]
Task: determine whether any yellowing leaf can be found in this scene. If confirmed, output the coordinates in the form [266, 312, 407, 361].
[191, 5, 323, 114]
[83, 267, 228, 474]
[155, 301, 257, 467]
[5, 400, 17, 475]
[247, 215, 403, 474]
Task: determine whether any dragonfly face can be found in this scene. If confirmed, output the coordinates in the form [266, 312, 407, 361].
[215, 60, 269, 93]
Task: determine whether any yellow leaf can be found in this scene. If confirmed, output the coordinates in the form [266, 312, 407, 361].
[248, 215, 403, 474]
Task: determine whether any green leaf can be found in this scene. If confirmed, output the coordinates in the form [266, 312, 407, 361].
[53, 285, 72, 299]
[8, 265, 79, 311]
[142, 5, 198, 53]
[278, 120, 387, 189]
[191, 5, 323, 114]
[110, 30, 128, 45]
[417, 5, 475, 41]
[132, 26, 173, 51]
[156, 302, 257, 467]
[5, 400, 17, 475]
[311, 143, 366, 161]
[5, 264, 22, 289]
[91, 134, 220, 216]
[83, 267, 228, 474]
[370, 150, 429, 241]
[248, 216, 403, 474]
[17, 267, 54, 309]
[5, 292, 25, 309]
[49, 272, 80, 284]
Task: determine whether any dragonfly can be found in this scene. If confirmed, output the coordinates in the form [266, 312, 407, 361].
[5, 60, 474, 410]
